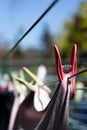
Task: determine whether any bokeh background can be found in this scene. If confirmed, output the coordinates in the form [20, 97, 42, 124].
[0, 0, 87, 130]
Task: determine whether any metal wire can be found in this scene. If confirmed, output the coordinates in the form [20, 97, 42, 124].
[39, 79, 87, 91]
[68, 68, 87, 80]
[76, 88, 87, 90]
[40, 80, 59, 87]
[1, 0, 59, 61]
[40, 68, 87, 90]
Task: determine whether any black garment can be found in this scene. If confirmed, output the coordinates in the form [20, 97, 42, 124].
[13, 92, 45, 130]
[0, 91, 14, 130]
[34, 82, 71, 130]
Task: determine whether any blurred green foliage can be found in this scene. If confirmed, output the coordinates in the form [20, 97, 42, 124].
[40, 25, 54, 58]
[55, 1, 87, 58]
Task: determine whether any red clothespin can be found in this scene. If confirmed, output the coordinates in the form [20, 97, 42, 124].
[54, 44, 77, 98]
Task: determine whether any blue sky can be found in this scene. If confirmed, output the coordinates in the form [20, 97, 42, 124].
[0, 0, 81, 50]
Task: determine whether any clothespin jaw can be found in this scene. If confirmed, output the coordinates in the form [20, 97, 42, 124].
[70, 44, 77, 97]
[15, 76, 36, 92]
[23, 67, 51, 94]
[22, 67, 51, 111]
[54, 44, 77, 98]
[14, 67, 51, 94]
[11, 72, 27, 95]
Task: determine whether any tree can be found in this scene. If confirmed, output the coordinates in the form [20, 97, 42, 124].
[13, 46, 23, 58]
[56, 1, 87, 58]
[11, 27, 24, 58]
[40, 25, 54, 58]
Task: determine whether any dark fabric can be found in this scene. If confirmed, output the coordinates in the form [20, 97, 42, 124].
[0, 91, 14, 130]
[13, 91, 45, 130]
[34, 82, 71, 130]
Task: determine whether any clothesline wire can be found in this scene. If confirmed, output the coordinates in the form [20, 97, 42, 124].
[41, 68, 87, 90]
[1, 0, 59, 61]
[69, 68, 87, 80]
